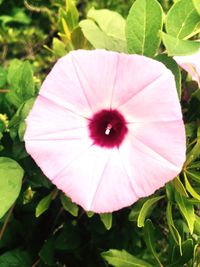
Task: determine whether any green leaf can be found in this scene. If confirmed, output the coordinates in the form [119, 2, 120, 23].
[144, 219, 163, 266]
[161, 32, 200, 56]
[52, 37, 67, 58]
[155, 54, 181, 99]
[35, 192, 53, 218]
[6, 61, 35, 108]
[60, 193, 78, 217]
[171, 176, 188, 197]
[184, 172, 200, 200]
[166, 0, 200, 39]
[174, 191, 195, 234]
[193, 0, 200, 14]
[79, 8, 127, 52]
[186, 169, 200, 183]
[167, 239, 194, 267]
[0, 249, 32, 267]
[137, 195, 164, 227]
[0, 157, 24, 219]
[166, 202, 182, 253]
[39, 238, 55, 266]
[101, 249, 153, 267]
[0, 8, 31, 27]
[126, 0, 163, 56]
[99, 213, 112, 230]
[0, 67, 7, 88]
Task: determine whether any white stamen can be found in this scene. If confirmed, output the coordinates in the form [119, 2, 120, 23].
[105, 123, 112, 135]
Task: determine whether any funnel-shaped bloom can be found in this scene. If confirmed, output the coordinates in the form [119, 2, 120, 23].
[174, 50, 200, 86]
[25, 50, 186, 213]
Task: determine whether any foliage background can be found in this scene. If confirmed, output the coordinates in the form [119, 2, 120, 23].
[0, 0, 200, 266]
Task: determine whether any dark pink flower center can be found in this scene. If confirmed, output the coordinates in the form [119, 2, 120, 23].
[88, 109, 128, 148]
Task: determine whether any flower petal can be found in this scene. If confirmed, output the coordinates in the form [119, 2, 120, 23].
[110, 54, 168, 108]
[25, 95, 89, 140]
[117, 70, 181, 123]
[119, 124, 185, 198]
[52, 146, 138, 213]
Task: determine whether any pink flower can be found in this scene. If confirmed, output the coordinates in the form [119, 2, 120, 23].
[174, 50, 200, 86]
[24, 50, 186, 213]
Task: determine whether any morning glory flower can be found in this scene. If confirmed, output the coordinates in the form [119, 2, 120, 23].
[174, 50, 200, 87]
[24, 49, 186, 213]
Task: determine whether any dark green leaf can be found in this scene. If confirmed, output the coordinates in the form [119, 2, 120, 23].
[144, 219, 163, 266]
[0, 249, 32, 267]
[155, 54, 181, 99]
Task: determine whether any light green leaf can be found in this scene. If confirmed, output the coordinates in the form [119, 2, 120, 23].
[137, 195, 164, 227]
[184, 172, 200, 200]
[193, 0, 200, 14]
[60, 193, 78, 217]
[166, 202, 182, 253]
[101, 249, 153, 267]
[6, 61, 35, 108]
[161, 32, 200, 56]
[0, 157, 24, 219]
[144, 219, 163, 266]
[79, 8, 127, 52]
[175, 191, 195, 234]
[171, 176, 188, 197]
[155, 54, 181, 99]
[99, 213, 112, 230]
[52, 38, 67, 58]
[35, 192, 53, 218]
[126, 0, 163, 56]
[166, 0, 200, 39]
[0, 67, 7, 88]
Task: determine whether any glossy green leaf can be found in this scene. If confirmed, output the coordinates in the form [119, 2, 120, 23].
[99, 213, 112, 230]
[79, 8, 127, 52]
[184, 172, 200, 200]
[101, 249, 153, 267]
[126, 0, 163, 56]
[60, 193, 78, 217]
[35, 192, 53, 217]
[166, 202, 182, 253]
[137, 195, 164, 227]
[144, 219, 163, 266]
[175, 191, 195, 234]
[0, 157, 24, 219]
[155, 54, 182, 99]
[193, 0, 200, 14]
[161, 32, 200, 56]
[166, 0, 200, 39]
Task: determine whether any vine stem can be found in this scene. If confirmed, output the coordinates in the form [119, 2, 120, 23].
[0, 203, 15, 240]
[0, 89, 10, 93]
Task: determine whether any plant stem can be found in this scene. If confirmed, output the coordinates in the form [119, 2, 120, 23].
[0, 204, 15, 240]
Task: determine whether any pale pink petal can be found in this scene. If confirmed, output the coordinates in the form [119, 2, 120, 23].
[25, 139, 93, 179]
[68, 49, 119, 112]
[119, 126, 185, 198]
[110, 54, 168, 108]
[117, 70, 181, 123]
[53, 146, 138, 213]
[40, 50, 119, 116]
[25, 95, 89, 140]
[174, 51, 200, 86]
